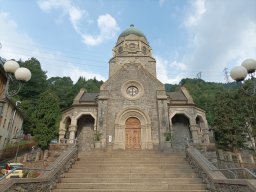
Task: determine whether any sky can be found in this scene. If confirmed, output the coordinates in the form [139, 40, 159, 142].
[0, 0, 255, 84]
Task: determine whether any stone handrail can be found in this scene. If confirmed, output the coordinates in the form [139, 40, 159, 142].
[186, 146, 256, 192]
[0, 144, 78, 192]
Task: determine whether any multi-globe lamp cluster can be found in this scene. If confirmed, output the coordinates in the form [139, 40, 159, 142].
[2, 60, 31, 97]
[230, 58, 256, 96]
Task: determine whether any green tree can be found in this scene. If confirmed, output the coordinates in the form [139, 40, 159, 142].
[213, 89, 247, 152]
[72, 76, 103, 96]
[18, 58, 48, 100]
[31, 90, 60, 149]
[47, 76, 74, 109]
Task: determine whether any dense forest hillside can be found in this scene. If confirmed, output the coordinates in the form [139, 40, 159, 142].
[166, 78, 238, 125]
[12, 58, 255, 151]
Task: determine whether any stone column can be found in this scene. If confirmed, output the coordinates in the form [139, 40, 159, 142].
[249, 154, 255, 164]
[68, 115, 77, 144]
[218, 149, 224, 160]
[190, 124, 199, 143]
[141, 125, 148, 150]
[145, 124, 153, 150]
[69, 125, 77, 144]
[59, 129, 65, 143]
[227, 152, 233, 161]
[113, 124, 124, 149]
[59, 121, 65, 143]
[202, 128, 210, 143]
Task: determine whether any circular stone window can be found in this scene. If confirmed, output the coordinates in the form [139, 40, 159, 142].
[126, 86, 139, 97]
[121, 81, 144, 100]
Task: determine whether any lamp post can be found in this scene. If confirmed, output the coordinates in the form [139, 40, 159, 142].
[230, 58, 256, 96]
[12, 130, 23, 163]
[230, 58, 256, 151]
[1, 60, 31, 97]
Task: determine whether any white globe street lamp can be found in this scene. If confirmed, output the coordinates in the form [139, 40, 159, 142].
[2, 60, 32, 97]
[230, 58, 256, 96]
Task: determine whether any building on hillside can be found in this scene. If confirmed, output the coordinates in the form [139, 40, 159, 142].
[59, 25, 210, 151]
[0, 57, 24, 150]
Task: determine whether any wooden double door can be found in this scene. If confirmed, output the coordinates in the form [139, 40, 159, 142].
[125, 117, 141, 149]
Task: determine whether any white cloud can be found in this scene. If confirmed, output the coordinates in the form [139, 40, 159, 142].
[156, 56, 183, 84]
[182, 0, 256, 82]
[185, 0, 206, 27]
[37, 0, 71, 12]
[0, 11, 106, 83]
[69, 6, 86, 33]
[67, 66, 106, 83]
[37, 0, 119, 46]
[0, 12, 36, 60]
[37, 0, 87, 34]
[82, 14, 119, 46]
[159, 0, 166, 7]
[171, 61, 187, 71]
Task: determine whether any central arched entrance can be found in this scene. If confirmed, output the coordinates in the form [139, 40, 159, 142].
[125, 117, 141, 149]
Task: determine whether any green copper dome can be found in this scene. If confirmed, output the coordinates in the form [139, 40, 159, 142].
[119, 24, 147, 39]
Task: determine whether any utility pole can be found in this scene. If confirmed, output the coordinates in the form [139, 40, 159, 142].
[196, 72, 202, 79]
[223, 68, 230, 83]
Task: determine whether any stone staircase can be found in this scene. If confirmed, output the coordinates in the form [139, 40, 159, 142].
[53, 150, 208, 192]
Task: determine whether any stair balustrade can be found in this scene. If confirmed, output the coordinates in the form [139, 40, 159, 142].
[186, 145, 256, 192]
[0, 144, 78, 192]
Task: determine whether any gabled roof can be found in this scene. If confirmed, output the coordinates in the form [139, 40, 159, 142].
[167, 91, 187, 101]
[101, 63, 164, 91]
[167, 87, 195, 105]
[73, 89, 99, 105]
[79, 92, 99, 102]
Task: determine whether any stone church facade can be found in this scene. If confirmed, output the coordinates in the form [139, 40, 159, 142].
[58, 25, 209, 151]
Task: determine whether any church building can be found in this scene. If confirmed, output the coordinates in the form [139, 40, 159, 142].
[58, 25, 209, 151]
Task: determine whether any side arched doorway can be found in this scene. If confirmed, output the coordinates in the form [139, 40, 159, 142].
[76, 114, 95, 152]
[171, 114, 191, 150]
[125, 117, 141, 149]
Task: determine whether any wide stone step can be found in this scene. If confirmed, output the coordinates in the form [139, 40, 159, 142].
[79, 154, 185, 157]
[74, 161, 188, 165]
[79, 151, 185, 156]
[68, 168, 195, 173]
[72, 164, 191, 169]
[56, 183, 206, 190]
[64, 172, 199, 178]
[79, 153, 185, 158]
[78, 157, 186, 161]
[77, 160, 187, 163]
[54, 151, 206, 192]
[61, 177, 203, 184]
[54, 190, 209, 192]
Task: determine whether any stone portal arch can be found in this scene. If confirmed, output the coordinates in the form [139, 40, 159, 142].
[171, 114, 191, 150]
[59, 116, 71, 143]
[75, 112, 97, 130]
[76, 114, 95, 152]
[114, 108, 152, 150]
[196, 115, 209, 143]
[125, 117, 141, 149]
